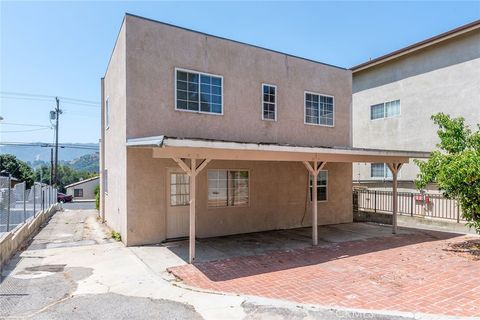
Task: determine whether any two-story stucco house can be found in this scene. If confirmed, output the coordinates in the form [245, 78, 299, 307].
[352, 20, 480, 189]
[100, 14, 426, 262]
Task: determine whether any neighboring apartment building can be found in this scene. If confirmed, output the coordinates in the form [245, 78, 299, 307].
[352, 20, 480, 189]
[100, 14, 425, 262]
[65, 176, 99, 200]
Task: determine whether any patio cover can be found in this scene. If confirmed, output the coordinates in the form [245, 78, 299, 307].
[127, 135, 430, 263]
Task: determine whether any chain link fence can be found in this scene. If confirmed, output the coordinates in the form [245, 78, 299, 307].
[0, 176, 58, 236]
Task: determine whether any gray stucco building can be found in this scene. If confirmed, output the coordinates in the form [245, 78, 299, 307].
[352, 20, 480, 189]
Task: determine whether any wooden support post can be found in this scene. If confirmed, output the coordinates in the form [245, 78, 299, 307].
[173, 157, 211, 263]
[312, 163, 318, 246]
[387, 163, 403, 234]
[189, 158, 196, 264]
[303, 160, 326, 246]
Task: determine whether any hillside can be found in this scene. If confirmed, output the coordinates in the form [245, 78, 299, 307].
[0, 143, 98, 163]
[67, 153, 99, 173]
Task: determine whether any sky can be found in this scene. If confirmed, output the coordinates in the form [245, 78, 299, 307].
[1, 1, 479, 144]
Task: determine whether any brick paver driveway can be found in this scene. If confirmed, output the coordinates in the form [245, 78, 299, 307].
[169, 230, 480, 317]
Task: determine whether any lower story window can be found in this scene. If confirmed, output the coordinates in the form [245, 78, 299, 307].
[309, 170, 328, 201]
[208, 169, 249, 207]
[74, 188, 83, 197]
[170, 173, 190, 206]
[371, 163, 393, 179]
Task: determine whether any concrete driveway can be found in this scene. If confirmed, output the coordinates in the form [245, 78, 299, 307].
[1, 208, 477, 320]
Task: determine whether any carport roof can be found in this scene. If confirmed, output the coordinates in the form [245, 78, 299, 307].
[126, 136, 430, 163]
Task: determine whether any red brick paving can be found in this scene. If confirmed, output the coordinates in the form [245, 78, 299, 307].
[168, 232, 480, 317]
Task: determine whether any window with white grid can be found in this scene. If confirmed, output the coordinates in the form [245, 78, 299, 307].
[170, 173, 190, 206]
[262, 84, 276, 121]
[176, 69, 222, 114]
[305, 92, 334, 126]
[208, 170, 249, 207]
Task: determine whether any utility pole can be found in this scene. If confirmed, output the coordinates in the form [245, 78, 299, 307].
[50, 147, 54, 185]
[52, 97, 62, 186]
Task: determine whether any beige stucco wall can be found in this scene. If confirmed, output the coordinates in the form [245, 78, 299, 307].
[104, 15, 354, 246]
[102, 20, 128, 242]
[352, 29, 480, 182]
[125, 148, 352, 246]
[124, 14, 352, 148]
[66, 178, 99, 200]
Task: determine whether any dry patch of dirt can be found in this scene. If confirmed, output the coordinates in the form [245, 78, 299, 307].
[445, 238, 480, 261]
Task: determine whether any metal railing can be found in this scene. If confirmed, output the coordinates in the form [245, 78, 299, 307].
[0, 176, 58, 236]
[353, 189, 463, 222]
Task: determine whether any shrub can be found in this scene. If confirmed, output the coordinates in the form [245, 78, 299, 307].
[94, 184, 100, 210]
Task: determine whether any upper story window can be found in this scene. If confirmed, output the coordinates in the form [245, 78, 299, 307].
[262, 84, 277, 121]
[105, 97, 110, 130]
[370, 99, 400, 120]
[371, 163, 393, 179]
[175, 68, 223, 115]
[305, 92, 334, 126]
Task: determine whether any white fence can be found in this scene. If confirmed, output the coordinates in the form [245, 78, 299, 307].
[354, 189, 463, 222]
[0, 176, 58, 235]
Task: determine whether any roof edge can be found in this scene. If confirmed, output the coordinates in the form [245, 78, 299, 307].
[351, 19, 480, 73]
[64, 176, 100, 188]
[124, 12, 348, 71]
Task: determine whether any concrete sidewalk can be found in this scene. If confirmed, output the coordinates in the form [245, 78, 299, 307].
[1, 209, 476, 320]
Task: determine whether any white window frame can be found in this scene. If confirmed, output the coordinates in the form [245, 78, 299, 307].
[304, 91, 335, 127]
[174, 67, 224, 116]
[370, 99, 401, 121]
[207, 169, 250, 208]
[105, 96, 110, 130]
[169, 172, 190, 207]
[74, 188, 83, 197]
[261, 83, 277, 121]
[370, 163, 398, 179]
[309, 170, 328, 202]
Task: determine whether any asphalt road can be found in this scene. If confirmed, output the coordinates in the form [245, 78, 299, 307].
[61, 201, 96, 210]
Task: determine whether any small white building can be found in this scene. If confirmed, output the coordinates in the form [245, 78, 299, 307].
[65, 176, 99, 200]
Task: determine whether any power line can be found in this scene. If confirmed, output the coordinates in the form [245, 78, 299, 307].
[0, 91, 100, 107]
[0, 128, 51, 133]
[0, 122, 52, 128]
[1, 96, 99, 108]
[0, 142, 99, 150]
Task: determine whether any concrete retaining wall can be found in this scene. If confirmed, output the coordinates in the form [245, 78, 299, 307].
[353, 210, 393, 225]
[0, 204, 59, 269]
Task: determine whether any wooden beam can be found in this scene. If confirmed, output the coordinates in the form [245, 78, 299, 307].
[303, 161, 315, 175]
[195, 158, 211, 175]
[315, 161, 326, 175]
[154, 147, 411, 164]
[173, 157, 191, 176]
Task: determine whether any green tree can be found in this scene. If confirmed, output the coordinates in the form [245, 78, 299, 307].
[0, 154, 35, 188]
[34, 164, 95, 192]
[415, 113, 480, 232]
